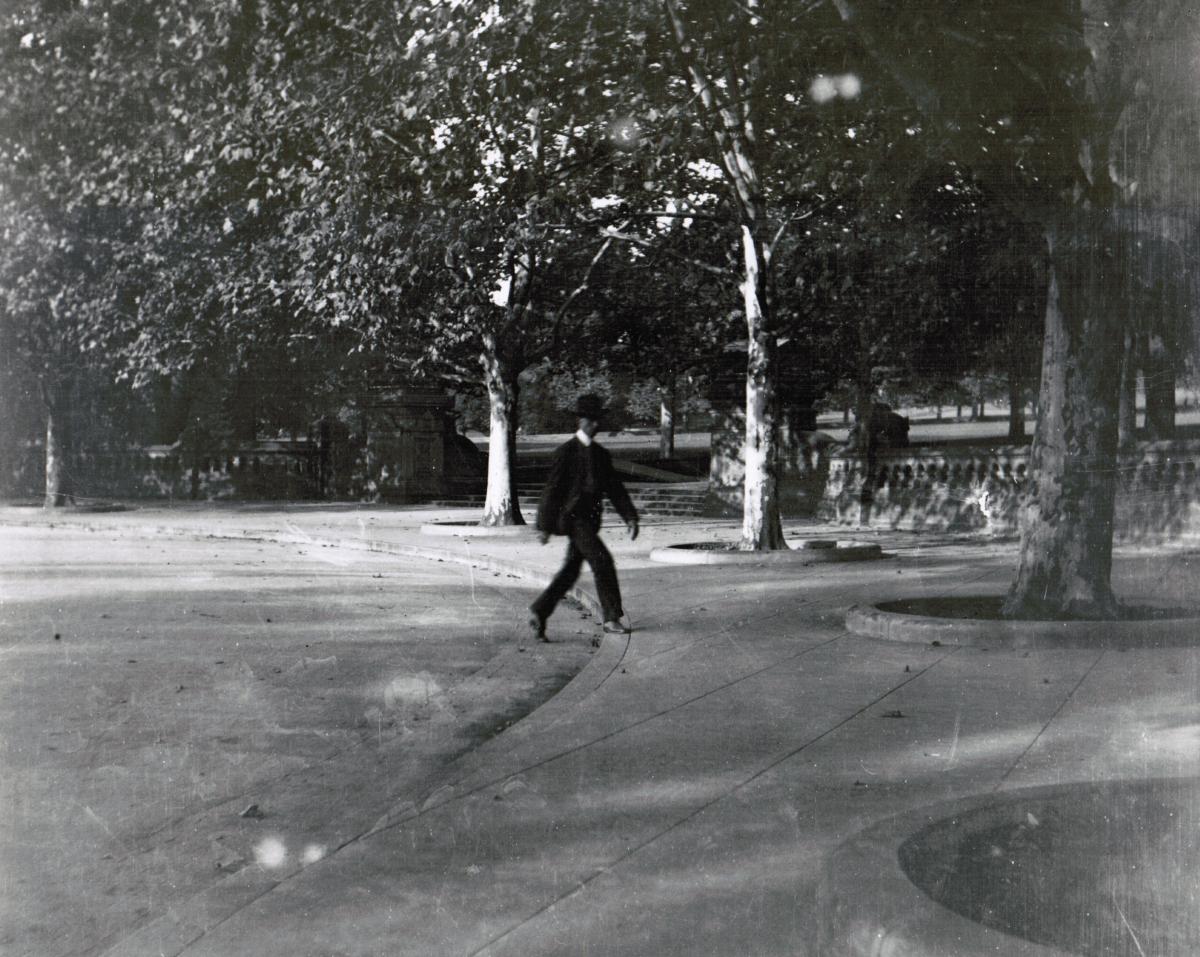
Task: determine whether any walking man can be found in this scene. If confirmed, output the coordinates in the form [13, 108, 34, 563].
[529, 394, 639, 642]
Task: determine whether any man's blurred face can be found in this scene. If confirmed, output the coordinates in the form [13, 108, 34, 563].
[579, 417, 600, 438]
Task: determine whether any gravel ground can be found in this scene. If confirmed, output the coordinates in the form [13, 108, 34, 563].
[0, 525, 592, 957]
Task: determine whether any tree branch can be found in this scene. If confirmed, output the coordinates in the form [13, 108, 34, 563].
[541, 211, 732, 231]
[552, 231, 618, 330]
[661, 0, 761, 217]
[602, 227, 731, 276]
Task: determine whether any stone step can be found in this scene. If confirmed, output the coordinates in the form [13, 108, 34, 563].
[427, 485, 708, 517]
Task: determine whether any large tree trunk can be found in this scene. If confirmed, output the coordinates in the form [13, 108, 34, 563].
[480, 346, 524, 527]
[739, 225, 785, 550]
[43, 390, 73, 508]
[1004, 219, 1123, 620]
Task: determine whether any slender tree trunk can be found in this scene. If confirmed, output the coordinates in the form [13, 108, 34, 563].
[739, 224, 785, 550]
[851, 364, 874, 455]
[1004, 218, 1123, 620]
[659, 376, 676, 459]
[1007, 371, 1026, 444]
[43, 393, 73, 508]
[1117, 327, 1139, 450]
[480, 345, 524, 527]
[661, 0, 782, 549]
[1143, 330, 1176, 439]
[852, 353, 877, 523]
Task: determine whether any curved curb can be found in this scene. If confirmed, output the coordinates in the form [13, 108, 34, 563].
[817, 778, 1195, 957]
[419, 521, 537, 539]
[817, 786, 1079, 957]
[0, 514, 620, 745]
[649, 540, 884, 565]
[846, 597, 1200, 649]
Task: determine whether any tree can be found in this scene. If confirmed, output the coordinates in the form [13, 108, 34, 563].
[0, 2, 166, 504]
[266, 0, 663, 525]
[657, 0, 792, 548]
[652, 1, 986, 545]
[0, 203, 103, 504]
[1116, 234, 1192, 445]
[580, 201, 738, 458]
[116, 0, 393, 440]
[968, 221, 1045, 444]
[835, 0, 1200, 618]
[1002, 3, 1200, 618]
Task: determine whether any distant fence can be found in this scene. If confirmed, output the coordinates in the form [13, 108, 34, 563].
[819, 440, 1200, 544]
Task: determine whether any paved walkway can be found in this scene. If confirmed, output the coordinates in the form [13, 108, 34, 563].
[3, 504, 1198, 956]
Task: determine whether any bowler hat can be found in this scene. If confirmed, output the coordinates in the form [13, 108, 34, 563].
[573, 393, 607, 420]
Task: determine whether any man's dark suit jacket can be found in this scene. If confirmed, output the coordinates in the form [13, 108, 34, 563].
[535, 437, 638, 536]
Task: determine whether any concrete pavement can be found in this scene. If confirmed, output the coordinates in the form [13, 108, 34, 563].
[2, 503, 1198, 956]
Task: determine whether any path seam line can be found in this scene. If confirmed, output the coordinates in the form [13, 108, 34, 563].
[993, 649, 1107, 790]
[468, 646, 959, 955]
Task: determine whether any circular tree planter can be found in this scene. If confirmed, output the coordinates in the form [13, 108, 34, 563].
[818, 778, 1200, 957]
[419, 520, 537, 539]
[846, 594, 1200, 648]
[650, 539, 883, 565]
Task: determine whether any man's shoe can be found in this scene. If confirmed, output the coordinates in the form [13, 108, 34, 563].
[602, 618, 631, 635]
[528, 612, 549, 642]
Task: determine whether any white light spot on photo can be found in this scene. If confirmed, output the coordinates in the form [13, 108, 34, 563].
[255, 837, 287, 869]
[809, 75, 838, 104]
[608, 115, 641, 151]
[302, 844, 326, 865]
[383, 673, 444, 710]
[836, 73, 862, 99]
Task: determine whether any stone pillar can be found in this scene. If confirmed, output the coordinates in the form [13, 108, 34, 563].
[359, 389, 455, 503]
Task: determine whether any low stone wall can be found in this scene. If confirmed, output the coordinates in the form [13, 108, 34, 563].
[3, 392, 487, 504]
[819, 440, 1200, 543]
[4, 442, 322, 502]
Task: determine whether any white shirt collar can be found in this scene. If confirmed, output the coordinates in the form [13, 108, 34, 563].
[574, 429, 593, 447]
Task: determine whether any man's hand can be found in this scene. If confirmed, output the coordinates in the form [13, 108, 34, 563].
[537, 530, 550, 545]
[626, 519, 639, 541]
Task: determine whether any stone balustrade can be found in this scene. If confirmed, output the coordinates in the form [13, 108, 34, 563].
[820, 440, 1200, 543]
[11, 425, 1200, 546]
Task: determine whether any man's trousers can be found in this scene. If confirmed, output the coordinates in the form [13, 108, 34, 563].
[531, 519, 624, 624]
